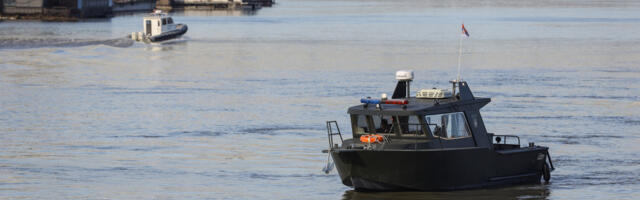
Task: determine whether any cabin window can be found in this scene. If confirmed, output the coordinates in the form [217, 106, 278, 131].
[162, 18, 167, 25]
[168, 18, 174, 24]
[352, 114, 427, 136]
[397, 115, 424, 135]
[351, 114, 394, 135]
[353, 115, 369, 135]
[425, 112, 470, 139]
[145, 20, 151, 34]
[372, 115, 394, 134]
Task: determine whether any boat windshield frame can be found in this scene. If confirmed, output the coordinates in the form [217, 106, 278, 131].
[351, 114, 432, 138]
[350, 112, 474, 140]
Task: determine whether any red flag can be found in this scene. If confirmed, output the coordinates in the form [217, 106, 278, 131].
[462, 24, 470, 37]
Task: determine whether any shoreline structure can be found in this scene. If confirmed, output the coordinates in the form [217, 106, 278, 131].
[0, 0, 274, 21]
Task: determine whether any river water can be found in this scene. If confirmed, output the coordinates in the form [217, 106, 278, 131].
[1, 0, 639, 199]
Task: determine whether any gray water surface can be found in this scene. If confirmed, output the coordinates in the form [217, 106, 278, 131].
[1, 0, 639, 199]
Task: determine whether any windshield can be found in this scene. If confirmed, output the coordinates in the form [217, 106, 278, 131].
[425, 112, 471, 139]
[351, 114, 425, 136]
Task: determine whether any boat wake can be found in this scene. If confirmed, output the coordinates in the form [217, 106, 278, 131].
[0, 37, 134, 49]
[147, 36, 189, 45]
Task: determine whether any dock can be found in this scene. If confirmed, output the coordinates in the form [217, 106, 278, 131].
[0, 0, 275, 21]
[156, 0, 274, 11]
[1, 0, 111, 21]
[113, 0, 156, 13]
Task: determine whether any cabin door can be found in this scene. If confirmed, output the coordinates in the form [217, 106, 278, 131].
[145, 20, 152, 35]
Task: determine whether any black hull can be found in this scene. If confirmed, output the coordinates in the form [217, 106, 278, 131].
[331, 147, 548, 191]
[148, 24, 188, 42]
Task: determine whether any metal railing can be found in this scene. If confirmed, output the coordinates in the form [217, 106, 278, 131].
[326, 121, 343, 149]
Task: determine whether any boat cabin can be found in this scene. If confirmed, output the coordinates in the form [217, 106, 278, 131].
[347, 70, 494, 149]
[143, 11, 176, 37]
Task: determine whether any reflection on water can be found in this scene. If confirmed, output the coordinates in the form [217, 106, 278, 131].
[342, 185, 550, 200]
[144, 38, 189, 51]
[1, 0, 640, 199]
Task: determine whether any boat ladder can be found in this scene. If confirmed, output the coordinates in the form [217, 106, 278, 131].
[326, 121, 344, 149]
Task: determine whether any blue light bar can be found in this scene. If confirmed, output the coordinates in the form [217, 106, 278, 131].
[361, 98, 409, 105]
[360, 98, 381, 104]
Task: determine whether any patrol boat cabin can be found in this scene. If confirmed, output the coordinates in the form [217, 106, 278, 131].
[324, 70, 554, 191]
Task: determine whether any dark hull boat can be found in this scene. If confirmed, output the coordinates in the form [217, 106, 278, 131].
[148, 24, 188, 42]
[324, 70, 554, 191]
[332, 146, 550, 190]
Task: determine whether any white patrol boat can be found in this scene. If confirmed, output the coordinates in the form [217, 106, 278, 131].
[131, 10, 188, 43]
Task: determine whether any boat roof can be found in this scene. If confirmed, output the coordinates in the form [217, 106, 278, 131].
[348, 81, 491, 116]
[348, 97, 490, 116]
[144, 12, 169, 19]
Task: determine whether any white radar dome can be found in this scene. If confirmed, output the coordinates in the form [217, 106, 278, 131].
[395, 70, 414, 81]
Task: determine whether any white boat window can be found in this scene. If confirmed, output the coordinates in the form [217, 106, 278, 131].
[168, 18, 174, 24]
[425, 112, 470, 139]
[162, 18, 167, 25]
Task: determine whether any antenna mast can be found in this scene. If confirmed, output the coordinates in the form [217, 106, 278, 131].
[457, 33, 463, 82]
[457, 23, 469, 82]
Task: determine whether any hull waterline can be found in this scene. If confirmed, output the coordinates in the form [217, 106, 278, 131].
[331, 147, 548, 191]
[148, 24, 188, 42]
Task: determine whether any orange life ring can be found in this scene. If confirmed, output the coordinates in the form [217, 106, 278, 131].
[360, 135, 372, 143]
[375, 134, 384, 142]
[360, 134, 384, 143]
